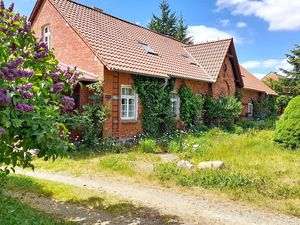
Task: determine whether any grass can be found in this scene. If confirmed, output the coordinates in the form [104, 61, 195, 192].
[30, 129, 300, 216]
[0, 192, 72, 225]
[6, 175, 179, 223]
[155, 129, 300, 216]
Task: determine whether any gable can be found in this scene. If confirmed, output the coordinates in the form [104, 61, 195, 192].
[30, 0, 104, 80]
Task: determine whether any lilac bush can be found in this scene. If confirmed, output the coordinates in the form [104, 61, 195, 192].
[0, 1, 79, 179]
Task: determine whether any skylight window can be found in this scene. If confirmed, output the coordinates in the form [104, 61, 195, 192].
[139, 42, 157, 55]
[182, 54, 197, 65]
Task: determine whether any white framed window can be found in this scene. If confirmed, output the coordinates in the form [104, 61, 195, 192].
[171, 92, 180, 118]
[43, 25, 51, 48]
[121, 85, 138, 120]
[247, 99, 253, 117]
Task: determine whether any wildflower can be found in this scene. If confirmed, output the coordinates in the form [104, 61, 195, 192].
[0, 127, 5, 136]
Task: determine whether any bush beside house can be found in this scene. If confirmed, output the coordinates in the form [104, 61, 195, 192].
[274, 96, 300, 149]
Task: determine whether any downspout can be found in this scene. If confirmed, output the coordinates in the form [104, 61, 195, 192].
[162, 77, 169, 88]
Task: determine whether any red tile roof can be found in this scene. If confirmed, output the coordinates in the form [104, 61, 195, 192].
[262, 72, 285, 81]
[31, 0, 241, 83]
[184, 39, 232, 81]
[240, 66, 277, 95]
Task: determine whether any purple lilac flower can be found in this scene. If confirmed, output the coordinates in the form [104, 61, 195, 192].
[8, 3, 14, 12]
[48, 72, 60, 80]
[15, 103, 35, 112]
[53, 82, 64, 93]
[7, 57, 23, 69]
[0, 92, 11, 104]
[17, 83, 33, 92]
[35, 51, 47, 59]
[0, 0, 4, 10]
[70, 72, 80, 85]
[61, 96, 75, 112]
[35, 39, 48, 52]
[0, 67, 34, 80]
[0, 127, 5, 136]
[22, 92, 33, 99]
[12, 13, 19, 22]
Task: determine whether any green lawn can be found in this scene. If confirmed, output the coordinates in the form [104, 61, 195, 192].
[30, 129, 300, 216]
[0, 192, 72, 225]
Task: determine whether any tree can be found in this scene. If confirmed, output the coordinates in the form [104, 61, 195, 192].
[273, 96, 300, 149]
[175, 14, 193, 44]
[281, 45, 300, 97]
[148, 0, 177, 37]
[0, 1, 78, 184]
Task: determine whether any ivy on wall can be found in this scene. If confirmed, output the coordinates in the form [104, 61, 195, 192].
[178, 84, 204, 127]
[133, 75, 176, 137]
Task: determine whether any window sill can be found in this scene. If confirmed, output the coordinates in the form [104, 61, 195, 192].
[121, 120, 138, 124]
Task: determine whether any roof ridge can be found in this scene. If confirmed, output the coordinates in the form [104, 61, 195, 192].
[64, 0, 186, 45]
[185, 38, 233, 48]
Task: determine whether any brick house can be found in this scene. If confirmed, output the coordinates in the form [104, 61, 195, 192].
[262, 72, 285, 82]
[29, 0, 273, 138]
[239, 66, 277, 118]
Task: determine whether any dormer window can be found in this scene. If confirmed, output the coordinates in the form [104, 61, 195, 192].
[139, 42, 157, 55]
[43, 25, 51, 48]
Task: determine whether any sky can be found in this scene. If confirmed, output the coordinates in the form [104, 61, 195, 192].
[5, 0, 300, 79]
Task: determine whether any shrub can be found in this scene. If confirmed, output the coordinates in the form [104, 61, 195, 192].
[139, 138, 161, 153]
[0, 1, 77, 179]
[237, 120, 276, 130]
[273, 96, 300, 149]
[204, 96, 242, 129]
[253, 95, 277, 120]
[178, 84, 204, 127]
[64, 82, 111, 150]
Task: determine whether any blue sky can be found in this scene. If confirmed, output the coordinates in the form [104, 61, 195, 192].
[6, 0, 300, 79]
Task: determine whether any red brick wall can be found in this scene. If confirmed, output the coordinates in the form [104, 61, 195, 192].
[212, 56, 236, 98]
[31, 0, 104, 78]
[241, 89, 261, 116]
[102, 69, 143, 138]
[103, 71, 212, 138]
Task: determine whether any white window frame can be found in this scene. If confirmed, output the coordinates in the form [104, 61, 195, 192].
[120, 85, 138, 120]
[171, 91, 180, 119]
[247, 99, 253, 117]
[43, 25, 51, 48]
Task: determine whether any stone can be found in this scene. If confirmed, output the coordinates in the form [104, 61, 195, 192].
[198, 161, 225, 170]
[177, 160, 193, 170]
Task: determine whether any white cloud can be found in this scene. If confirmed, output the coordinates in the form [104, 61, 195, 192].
[236, 22, 247, 28]
[187, 25, 241, 44]
[220, 19, 230, 26]
[241, 59, 292, 72]
[216, 0, 300, 31]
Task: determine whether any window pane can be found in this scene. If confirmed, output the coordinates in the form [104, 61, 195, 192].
[122, 88, 127, 95]
[129, 98, 135, 105]
[128, 111, 134, 117]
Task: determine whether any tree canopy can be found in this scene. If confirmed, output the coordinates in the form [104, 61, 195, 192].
[264, 45, 300, 108]
[0, 1, 78, 180]
[148, 0, 193, 44]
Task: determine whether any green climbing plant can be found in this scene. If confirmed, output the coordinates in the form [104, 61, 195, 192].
[178, 84, 204, 127]
[133, 75, 176, 137]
